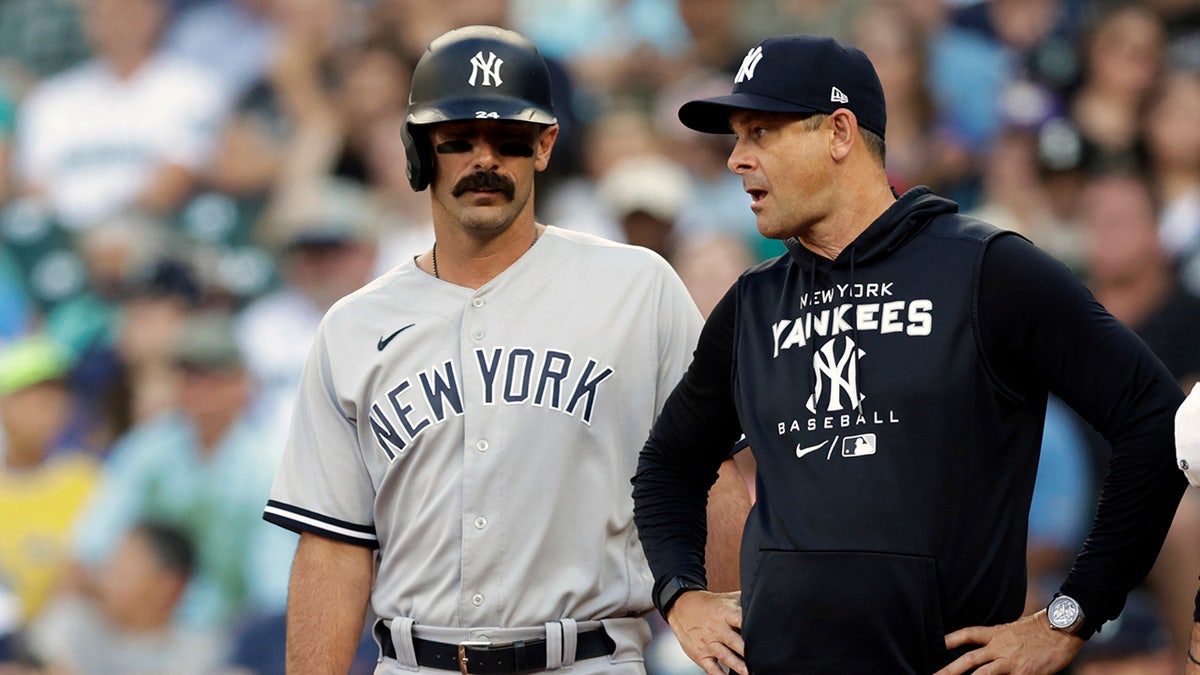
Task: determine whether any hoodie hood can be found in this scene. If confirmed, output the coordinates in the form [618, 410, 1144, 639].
[784, 187, 959, 270]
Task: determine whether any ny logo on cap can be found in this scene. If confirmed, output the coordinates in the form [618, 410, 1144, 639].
[735, 46, 764, 84]
[830, 86, 849, 104]
[469, 51, 504, 87]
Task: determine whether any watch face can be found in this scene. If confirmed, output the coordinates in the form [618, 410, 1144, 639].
[1048, 596, 1080, 629]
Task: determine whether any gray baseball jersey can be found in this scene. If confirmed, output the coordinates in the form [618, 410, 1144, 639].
[264, 226, 702, 631]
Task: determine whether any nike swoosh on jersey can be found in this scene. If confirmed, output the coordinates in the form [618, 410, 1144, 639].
[377, 323, 415, 351]
[795, 439, 830, 459]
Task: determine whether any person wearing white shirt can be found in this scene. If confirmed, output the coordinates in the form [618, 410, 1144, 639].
[14, 0, 228, 231]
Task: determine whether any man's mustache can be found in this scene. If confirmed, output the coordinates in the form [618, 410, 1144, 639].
[452, 172, 516, 199]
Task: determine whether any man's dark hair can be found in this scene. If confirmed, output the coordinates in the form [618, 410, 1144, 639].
[800, 113, 886, 165]
[133, 521, 195, 579]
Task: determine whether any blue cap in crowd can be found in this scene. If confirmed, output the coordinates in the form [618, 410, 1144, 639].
[679, 34, 887, 139]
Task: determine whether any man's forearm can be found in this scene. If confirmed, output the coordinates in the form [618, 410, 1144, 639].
[705, 457, 753, 592]
[287, 531, 374, 674]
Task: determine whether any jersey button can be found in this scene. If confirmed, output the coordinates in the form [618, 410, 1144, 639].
[475, 439, 489, 452]
[472, 329, 485, 340]
[474, 516, 487, 530]
[472, 297, 485, 308]
[471, 593, 485, 607]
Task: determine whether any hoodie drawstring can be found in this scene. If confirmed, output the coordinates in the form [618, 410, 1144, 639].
[848, 246, 863, 414]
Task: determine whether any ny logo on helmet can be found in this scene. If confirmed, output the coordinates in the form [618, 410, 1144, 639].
[806, 336, 866, 414]
[469, 51, 504, 87]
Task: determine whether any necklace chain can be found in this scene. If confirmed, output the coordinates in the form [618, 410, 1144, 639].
[432, 229, 539, 280]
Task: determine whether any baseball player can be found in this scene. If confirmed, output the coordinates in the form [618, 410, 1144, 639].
[263, 26, 734, 673]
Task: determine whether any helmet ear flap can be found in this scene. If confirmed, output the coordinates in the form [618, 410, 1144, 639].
[402, 122, 433, 192]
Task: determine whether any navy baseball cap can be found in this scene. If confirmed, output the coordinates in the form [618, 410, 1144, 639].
[679, 34, 887, 139]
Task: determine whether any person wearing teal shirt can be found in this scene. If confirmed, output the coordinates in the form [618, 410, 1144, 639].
[72, 311, 295, 630]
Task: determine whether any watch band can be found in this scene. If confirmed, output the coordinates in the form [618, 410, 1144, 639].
[656, 576, 707, 617]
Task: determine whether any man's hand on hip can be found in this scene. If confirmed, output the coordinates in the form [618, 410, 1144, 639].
[1186, 621, 1200, 674]
[667, 590, 746, 675]
[935, 610, 1084, 675]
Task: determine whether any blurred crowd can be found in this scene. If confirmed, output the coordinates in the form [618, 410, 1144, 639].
[0, 0, 1198, 673]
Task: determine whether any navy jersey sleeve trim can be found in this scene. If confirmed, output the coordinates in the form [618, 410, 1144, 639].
[263, 499, 379, 549]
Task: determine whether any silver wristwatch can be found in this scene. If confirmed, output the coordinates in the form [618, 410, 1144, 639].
[1046, 594, 1085, 634]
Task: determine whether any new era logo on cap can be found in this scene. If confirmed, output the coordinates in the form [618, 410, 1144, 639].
[678, 34, 887, 139]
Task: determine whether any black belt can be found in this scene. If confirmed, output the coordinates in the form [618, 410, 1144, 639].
[375, 621, 615, 674]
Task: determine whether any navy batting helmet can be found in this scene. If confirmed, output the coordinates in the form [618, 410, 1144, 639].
[403, 25, 557, 192]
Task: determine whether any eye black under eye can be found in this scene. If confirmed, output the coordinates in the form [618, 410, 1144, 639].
[498, 142, 534, 157]
[434, 138, 536, 157]
[435, 140, 473, 154]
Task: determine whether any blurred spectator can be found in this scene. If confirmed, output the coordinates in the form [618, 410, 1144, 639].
[106, 256, 204, 437]
[1078, 169, 1200, 661]
[671, 232, 754, 320]
[1067, 2, 1165, 175]
[206, 0, 433, 271]
[0, 337, 99, 627]
[850, 3, 973, 196]
[25, 224, 203, 459]
[212, 0, 389, 197]
[1080, 171, 1200, 386]
[237, 178, 379, 439]
[72, 310, 295, 631]
[325, 36, 411, 187]
[595, 154, 693, 260]
[652, 3, 777, 259]
[164, 0, 280, 102]
[42, 212, 170, 360]
[1144, 64, 1200, 294]
[12, 0, 228, 230]
[967, 123, 1086, 273]
[674, 0, 746, 74]
[20, 521, 225, 674]
[544, 107, 666, 241]
[928, 0, 1084, 157]
[653, 74, 772, 261]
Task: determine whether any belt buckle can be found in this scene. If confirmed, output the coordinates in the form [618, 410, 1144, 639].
[457, 640, 493, 675]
